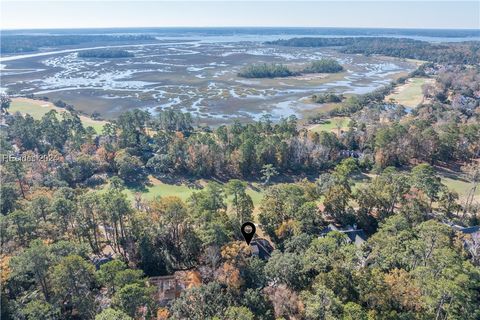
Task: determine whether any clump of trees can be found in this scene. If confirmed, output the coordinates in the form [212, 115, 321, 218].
[238, 59, 343, 79]
[237, 63, 297, 78]
[53, 99, 76, 112]
[78, 49, 134, 59]
[1, 94, 11, 113]
[311, 92, 344, 104]
[303, 59, 343, 73]
[3, 106, 339, 184]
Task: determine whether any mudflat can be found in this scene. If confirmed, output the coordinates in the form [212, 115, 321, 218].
[1, 37, 417, 124]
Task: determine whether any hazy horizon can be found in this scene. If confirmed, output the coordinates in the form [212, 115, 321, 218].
[2, 26, 479, 31]
[1, 1, 479, 30]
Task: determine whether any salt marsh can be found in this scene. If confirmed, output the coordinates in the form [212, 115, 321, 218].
[1, 37, 417, 124]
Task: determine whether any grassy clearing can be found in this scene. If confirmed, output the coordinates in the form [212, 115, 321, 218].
[9, 98, 57, 119]
[351, 170, 478, 202]
[101, 176, 266, 207]
[441, 176, 479, 200]
[9, 98, 107, 134]
[308, 117, 351, 134]
[299, 101, 343, 120]
[246, 187, 265, 207]
[126, 178, 197, 202]
[385, 77, 433, 108]
[80, 117, 106, 134]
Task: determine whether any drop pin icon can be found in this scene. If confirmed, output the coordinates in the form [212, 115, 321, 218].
[241, 222, 256, 245]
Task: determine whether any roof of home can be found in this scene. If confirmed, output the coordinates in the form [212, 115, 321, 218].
[250, 238, 274, 260]
[455, 225, 480, 235]
[319, 224, 367, 246]
[445, 222, 480, 235]
[343, 229, 368, 246]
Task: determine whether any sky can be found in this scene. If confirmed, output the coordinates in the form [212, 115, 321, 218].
[1, 1, 479, 30]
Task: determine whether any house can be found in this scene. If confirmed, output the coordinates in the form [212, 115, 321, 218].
[149, 270, 201, 306]
[319, 224, 367, 247]
[91, 254, 113, 270]
[452, 225, 480, 235]
[445, 223, 480, 260]
[443, 221, 480, 236]
[340, 150, 364, 159]
[250, 238, 274, 260]
[445, 221, 479, 238]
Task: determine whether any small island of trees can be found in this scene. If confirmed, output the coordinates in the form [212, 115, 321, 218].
[78, 49, 134, 59]
[238, 59, 344, 79]
[303, 58, 343, 73]
[237, 63, 297, 78]
[311, 92, 344, 103]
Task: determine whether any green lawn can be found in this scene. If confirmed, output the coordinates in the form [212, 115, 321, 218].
[246, 187, 265, 207]
[386, 77, 432, 108]
[100, 177, 266, 207]
[81, 118, 106, 134]
[116, 170, 476, 209]
[9, 98, 106, 134]
[441, 176, 479, 199]
[9, 99, 56, 119]
[350, 171, 478, 201]
[98, 179, 195, 204]
[309, 117, 350, 134]
[125, 181, 195, 202]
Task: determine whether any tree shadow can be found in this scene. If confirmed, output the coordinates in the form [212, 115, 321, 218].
[435, 165, 469, 183]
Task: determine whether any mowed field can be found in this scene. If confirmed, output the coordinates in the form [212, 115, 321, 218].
[9, 98, 107, 133]
[102, 176, 266, 208]
[441, 176, 480, 200]
[115, 169, 479, 211]
[385, 77, 434, 108]
[308, 117, 351, 134]
[352, 170, 479, 203]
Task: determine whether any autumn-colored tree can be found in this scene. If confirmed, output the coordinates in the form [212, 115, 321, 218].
[323, 185, 354, 226]
[384, 268, 423, 312]
[216, 262, 243, 290]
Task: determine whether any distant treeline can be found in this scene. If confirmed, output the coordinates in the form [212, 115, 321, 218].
[78, 49, 134, 59]
[267, 37, 359, 47]
[3, 27, 478, 38]
[0, 34, 155, 54]
[238, 59, 343, 78]
[267, 37, 480, 64]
